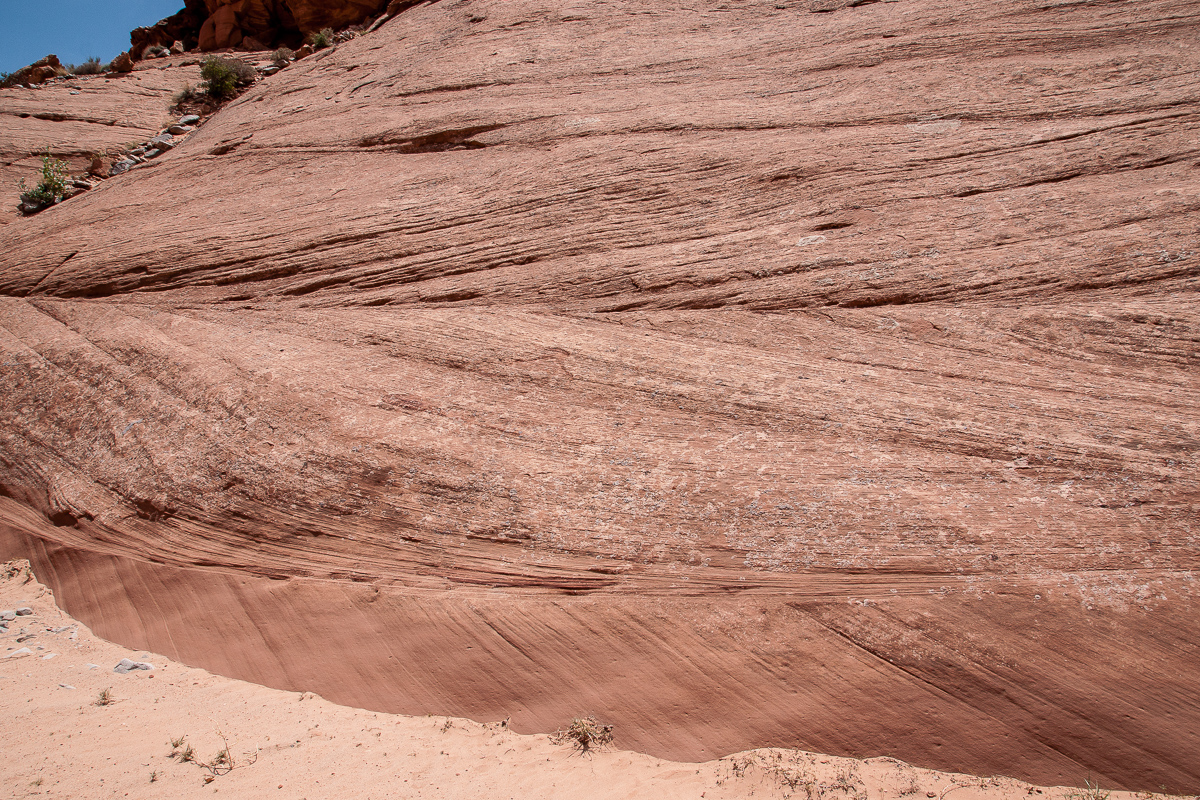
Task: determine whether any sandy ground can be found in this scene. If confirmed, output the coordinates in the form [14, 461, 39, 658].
[0, 561, 1184, 800]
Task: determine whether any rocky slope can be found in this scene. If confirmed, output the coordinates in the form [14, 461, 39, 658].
[0, 0, 1197, 793]
[0, 57, 203, 226]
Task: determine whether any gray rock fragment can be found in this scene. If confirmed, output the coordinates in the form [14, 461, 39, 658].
[114, 657, 154, 673]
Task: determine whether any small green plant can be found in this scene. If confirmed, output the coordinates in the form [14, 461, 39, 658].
[95, 687, 113, 706]
[551, 716, 614, 754]
[272, 47, 295, 66]
[149, 770, 158, 783]
[69, 57, 105, 75]
[18, 149, 70, 207]
[307, 27, 334, 48]
[199, 56, 255, 100]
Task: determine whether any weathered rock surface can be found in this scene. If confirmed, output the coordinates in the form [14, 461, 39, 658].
[0, 0, 1197, 793]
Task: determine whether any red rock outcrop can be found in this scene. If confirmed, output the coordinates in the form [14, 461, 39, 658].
[0, 55, 66, 89]
[133, 0, 392, 56]
[0, 0, 1198, 793]
[130, 1, 208, 56]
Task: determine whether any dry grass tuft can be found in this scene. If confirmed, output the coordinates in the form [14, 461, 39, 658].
[551, 716, 614, 754]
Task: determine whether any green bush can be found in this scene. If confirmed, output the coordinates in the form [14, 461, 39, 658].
[307, 28, 334, 49]
[200, 56, 255, 100]
[272, 47, 295, 66]
[18, 150, 70, 206]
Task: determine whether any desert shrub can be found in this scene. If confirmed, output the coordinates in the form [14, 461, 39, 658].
[272, 47, 295, 66]
[70, 57, 105, 75]
[172, 83, 201, 105]
[1067, 780, 1111, 800]
[95, 687, 114, 706]
[307, 28, 334, 48]
[18, 149, 70, 205]
[551, 716, 614, 754]
[200, 56, 255, 100]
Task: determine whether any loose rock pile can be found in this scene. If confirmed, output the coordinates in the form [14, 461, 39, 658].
[107, 114, 200, 177]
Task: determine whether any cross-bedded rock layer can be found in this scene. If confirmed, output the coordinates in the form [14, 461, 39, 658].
[1, 0, 1198, 792]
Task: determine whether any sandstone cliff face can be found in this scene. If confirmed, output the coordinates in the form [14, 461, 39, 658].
[1, 0, 1198, 793]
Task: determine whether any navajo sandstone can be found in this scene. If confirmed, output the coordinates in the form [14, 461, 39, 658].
[0, 0, 1197, 793]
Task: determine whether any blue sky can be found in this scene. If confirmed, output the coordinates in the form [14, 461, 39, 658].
[1, 0, 184, 74]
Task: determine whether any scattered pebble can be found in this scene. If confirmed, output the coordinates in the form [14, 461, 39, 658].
[59, 683, 75, 690]
[42, 653, 56, 659]
[179, 114, 200, 125]
[16, 607, 33, 615]
[168, 124, 194, 135]
[6, 647, 33, 659]
[0, 610, 15, 621]
[114, 658, 154, 674]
